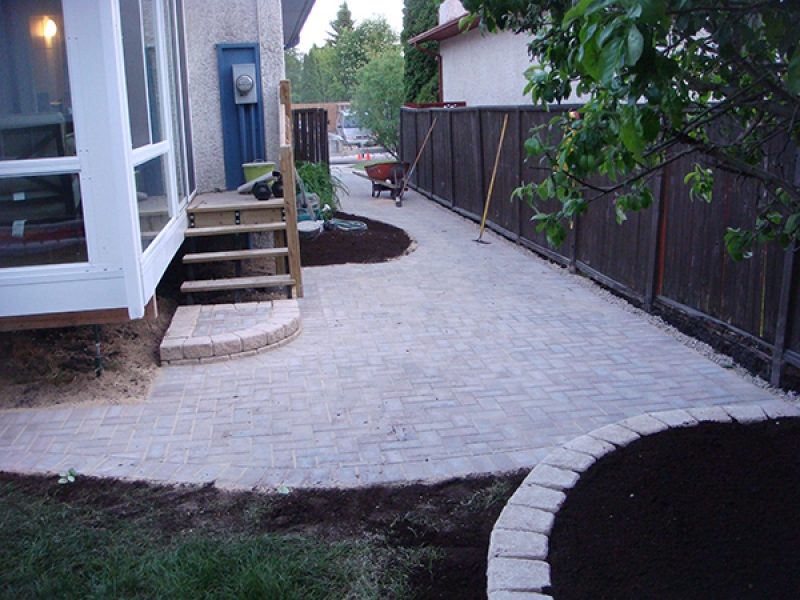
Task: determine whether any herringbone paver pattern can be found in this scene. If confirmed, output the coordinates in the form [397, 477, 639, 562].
[0, 169, 781, 488]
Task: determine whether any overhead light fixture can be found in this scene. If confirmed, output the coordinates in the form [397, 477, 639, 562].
[43, 18, 58, 39]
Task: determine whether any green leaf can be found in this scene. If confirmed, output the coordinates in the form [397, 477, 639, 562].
[564, 0, 593, 24]
[785, 213, 799, 234]
[536, 178, 554, 201]
[640, 108, 661, 141]
[626, 26, 644, 66]
[787, 49, 800, 95]
[525, 136, 544, 157]
[638, 0, 666, 24]
[620, 119, 644, 158]
[581, 38, 602, 81]
[599, 39, 623, 85]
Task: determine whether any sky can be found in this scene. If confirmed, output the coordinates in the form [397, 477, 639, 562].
[295, 0, 406, 53]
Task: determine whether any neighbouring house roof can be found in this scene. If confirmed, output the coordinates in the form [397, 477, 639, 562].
[282, 0, 316, 49]
[407, 13, 478, 45]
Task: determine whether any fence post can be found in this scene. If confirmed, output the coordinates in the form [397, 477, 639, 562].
[473, 109, 485, 216]
[770, 149, 800, 388]
[644, 166, 667, 311]
[448, 109, 455, 207]
[771, 240, 796, 387]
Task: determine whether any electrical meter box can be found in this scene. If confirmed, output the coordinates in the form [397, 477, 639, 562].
[232, 63, 257, 105]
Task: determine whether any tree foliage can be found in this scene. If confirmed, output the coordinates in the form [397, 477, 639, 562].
[462, 0, 800, 258]
[402, 0, 441, 103]
[335, 18, 398, 100]
[285, 4, 399, 103]
[328, 2, 355, 46]
[351, 50, 406, 156]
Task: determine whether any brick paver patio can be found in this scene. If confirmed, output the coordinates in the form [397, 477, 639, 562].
[0, 169, 782, 488]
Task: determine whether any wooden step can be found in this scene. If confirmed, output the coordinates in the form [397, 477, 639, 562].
[184, 222, 287, 237]
[182, 247, 289, 264]
[181, 274, 295, 294]
[188, 196, 284, 213]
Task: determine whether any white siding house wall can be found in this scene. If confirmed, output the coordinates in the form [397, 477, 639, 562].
[184, 0, 285, 194]
[1, 0, 140, 319]
[440, 28, 533, 107]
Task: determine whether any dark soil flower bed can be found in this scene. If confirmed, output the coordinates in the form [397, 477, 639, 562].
[299, 211, 413, 267]
[546, 417, 800, 600]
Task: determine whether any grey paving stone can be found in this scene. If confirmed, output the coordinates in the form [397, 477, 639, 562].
[687, 406, 733, 423]
[212, 333, 242, 357]
[240, 327, 268, 352]
[563, 434, 616, 458]
[650, 409, 699, 428]
[723, 404, 767, 424]
[182, 336, 213, 359]
[761, 400, 800, 419]
[497, 505, 556, 535]
[508, 484, 566, 513]
[620, 414, 671, 436]
[490, 592, 553, 600]
[540, 448, 596, 473]
[489, 529, 548, 560]
[487, 557, 550, 593]
[159, 339, 185, 362]
[524, 464, 580, 491]
[589, 423, 641, 447]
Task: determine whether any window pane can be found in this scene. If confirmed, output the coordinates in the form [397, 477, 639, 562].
[164, 0, 187, 200]
[120, 0, 150, 148]
[0, 173, 87, 268]
[136, 155, 169, 250]
[0, 0, 75, 161]
[142, 0, 164, 144]
[175, 0, 195, 193]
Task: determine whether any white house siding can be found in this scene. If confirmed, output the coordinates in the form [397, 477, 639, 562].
[440, 28, 533, 107]
[184, 0, 284, 194]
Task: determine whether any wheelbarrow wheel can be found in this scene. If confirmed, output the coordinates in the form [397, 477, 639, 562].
[371, 182, 381, 197]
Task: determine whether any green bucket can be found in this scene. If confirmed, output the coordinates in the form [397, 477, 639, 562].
[242, 161, 276, 182]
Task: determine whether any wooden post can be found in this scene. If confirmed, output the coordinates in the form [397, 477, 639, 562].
[771, 241, 796, 388]
[448, 109, 456, 208]
[770, 149, 800, 387]
[644, 167, 667, 312]
[473, 109, 485, 217]
[280, 146, 303, 298]
[280, 80, 292, 146]
[279, 80, 303, 298]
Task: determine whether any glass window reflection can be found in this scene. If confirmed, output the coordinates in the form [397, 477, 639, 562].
[0, 1, 75, 161]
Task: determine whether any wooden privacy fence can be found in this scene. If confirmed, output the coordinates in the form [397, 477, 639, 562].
[292, 108, 329, 165]
[400, 106, 799, 388]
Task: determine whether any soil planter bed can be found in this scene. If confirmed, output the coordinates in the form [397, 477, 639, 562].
[489, 405, 800, 600]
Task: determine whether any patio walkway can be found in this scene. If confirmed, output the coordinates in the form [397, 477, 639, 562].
[0, 168, 785, 489]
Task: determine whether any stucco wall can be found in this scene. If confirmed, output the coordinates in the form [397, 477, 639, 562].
[184, 0, 284, 193]
[440, 28, 533, 107]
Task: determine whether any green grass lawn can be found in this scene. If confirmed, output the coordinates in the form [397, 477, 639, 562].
[0, 477, 435, 599]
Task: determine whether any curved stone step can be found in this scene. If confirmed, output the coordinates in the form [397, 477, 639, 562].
[159, 299, 300, 365]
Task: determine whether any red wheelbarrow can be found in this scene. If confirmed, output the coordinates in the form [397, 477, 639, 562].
[353, 161, 410, 206]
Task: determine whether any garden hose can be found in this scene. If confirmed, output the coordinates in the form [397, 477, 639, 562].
[325, 218, 367, 232]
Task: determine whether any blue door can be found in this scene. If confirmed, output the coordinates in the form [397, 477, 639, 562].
[217, 43, 266, 190]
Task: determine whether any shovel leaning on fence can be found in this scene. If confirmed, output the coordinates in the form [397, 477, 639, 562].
[397, 117, 438, 207]
[475, 113, 510, 244]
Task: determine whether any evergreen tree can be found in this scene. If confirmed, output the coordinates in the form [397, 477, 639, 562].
[402, 0, 440, 103]
[327, 2, 355, 46]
